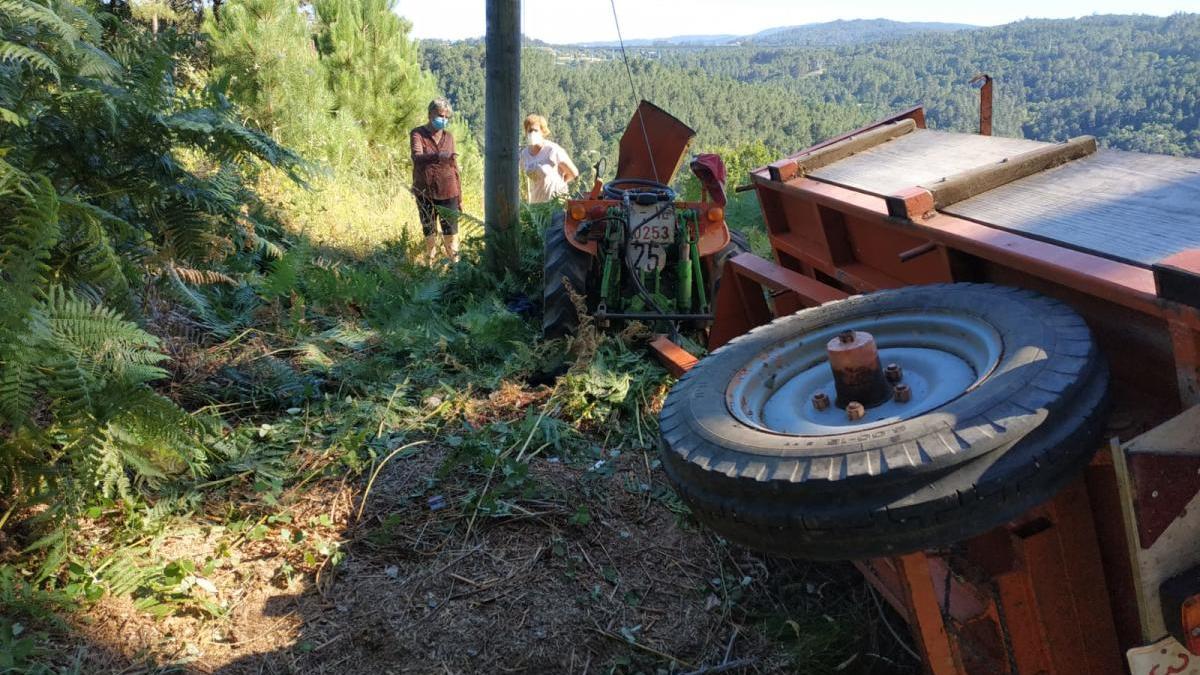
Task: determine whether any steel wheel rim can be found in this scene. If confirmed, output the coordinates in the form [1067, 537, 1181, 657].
[726, 311, 1004, 436]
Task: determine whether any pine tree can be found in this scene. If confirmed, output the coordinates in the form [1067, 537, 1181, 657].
[313, 0, 437, 155]
[207, 0, 364, 166]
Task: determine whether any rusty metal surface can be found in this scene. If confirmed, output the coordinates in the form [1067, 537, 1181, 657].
[971, 74, 993, 136]
[1129, 453, 1200, 549]
[826, 330, 891, 408]
[615, 100, 695, 185]
[896, 553, 967, 674]
[734, 112, 1200, 671]
[1155, 250, 1200, 307]
[1115, 406, 1200, 641]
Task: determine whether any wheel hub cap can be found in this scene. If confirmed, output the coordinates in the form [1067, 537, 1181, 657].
[726, 311, 1003, 436]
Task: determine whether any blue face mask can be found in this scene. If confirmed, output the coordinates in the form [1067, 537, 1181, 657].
[432, 116, 449, 131]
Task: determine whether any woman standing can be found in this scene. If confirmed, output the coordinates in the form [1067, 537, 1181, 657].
[410, 98, 461, 264]
[519, 114, 579, 204]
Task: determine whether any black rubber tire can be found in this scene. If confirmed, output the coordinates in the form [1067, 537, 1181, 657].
[659, 283, 1110, 560]
[542, 211, 592, 339]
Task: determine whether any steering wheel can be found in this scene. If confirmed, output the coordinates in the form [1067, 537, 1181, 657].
[601, 178, 676, 204]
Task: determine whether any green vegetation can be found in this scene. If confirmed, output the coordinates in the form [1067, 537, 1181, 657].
[2, 2, 1196, 672]
[0, 0, 300, 561]
[425, 13, 1200, 174]
[207, 0, 483, 253]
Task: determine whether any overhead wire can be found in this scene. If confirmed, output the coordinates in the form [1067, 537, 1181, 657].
[608, 0, 659, 183]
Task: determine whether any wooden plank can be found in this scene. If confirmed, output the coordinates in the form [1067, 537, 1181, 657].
[945, 150, 1200, 267]
[808, 130, 1048, 196]
[789, 119, 917, 177]
[648, 334, 697, 377]
[925, 135, 1097, 208]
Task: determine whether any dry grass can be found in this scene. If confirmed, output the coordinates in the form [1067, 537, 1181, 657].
[42, 436, 916, 674]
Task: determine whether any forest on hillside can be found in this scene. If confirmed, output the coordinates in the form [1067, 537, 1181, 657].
[423, 12, 1200, 181]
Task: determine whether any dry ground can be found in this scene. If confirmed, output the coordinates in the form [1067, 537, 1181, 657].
[38, 441, 919, 674]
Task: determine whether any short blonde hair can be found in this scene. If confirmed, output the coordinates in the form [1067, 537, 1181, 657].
[523, 114, 550, 136]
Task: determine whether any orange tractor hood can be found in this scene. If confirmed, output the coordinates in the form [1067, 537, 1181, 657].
[615, 100, 696, 184]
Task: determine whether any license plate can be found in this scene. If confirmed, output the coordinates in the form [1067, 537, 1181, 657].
[1127, 636, 1200, 675]
[630, 222, 674, 244]
[629, 204, 675, 245]
[628, 242, 667, 272]
[626, 204, 674, 272]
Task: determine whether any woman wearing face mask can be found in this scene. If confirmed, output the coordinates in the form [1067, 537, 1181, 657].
[519, 114, 579, 204]
[410, 98, 462, 265]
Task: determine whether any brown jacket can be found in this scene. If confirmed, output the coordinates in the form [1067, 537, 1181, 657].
[410, 125, 461, 200]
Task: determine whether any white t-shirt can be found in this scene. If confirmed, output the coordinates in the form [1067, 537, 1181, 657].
[520, 141, 575, 203]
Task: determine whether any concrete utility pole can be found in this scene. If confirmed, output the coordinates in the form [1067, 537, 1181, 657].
[484, 0, 521, 276]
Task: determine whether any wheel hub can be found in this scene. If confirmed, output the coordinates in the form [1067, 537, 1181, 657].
[826, 329, 891, 409]
[726, 311, 1003, 436]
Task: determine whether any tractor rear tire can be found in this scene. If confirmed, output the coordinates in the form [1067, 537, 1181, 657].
[659, 283, 1110, 560]
[543, 211, 592, 339]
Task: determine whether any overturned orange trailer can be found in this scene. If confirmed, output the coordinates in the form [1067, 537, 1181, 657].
[657, 106, 1200, 674]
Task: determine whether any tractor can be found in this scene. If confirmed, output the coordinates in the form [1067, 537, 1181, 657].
[541, 101, 748, 339]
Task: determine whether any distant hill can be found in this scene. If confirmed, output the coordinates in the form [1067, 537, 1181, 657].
[576, 34, 738, 48]
[424, 13, 1199, 163]
[570, 19, 975, 48]
[743, 18, 976, 46]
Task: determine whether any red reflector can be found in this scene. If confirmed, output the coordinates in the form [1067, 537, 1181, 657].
[1184, 594, 1200, 654]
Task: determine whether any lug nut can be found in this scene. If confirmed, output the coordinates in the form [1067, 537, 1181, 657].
[812, 392, 830, 411]
[885, 363, 903, 383]
[846, 401, 865, 421]
[894, 384, 911, 403]
[837, 330, 855, 344]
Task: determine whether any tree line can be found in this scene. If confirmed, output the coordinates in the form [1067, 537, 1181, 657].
[422, 12, 1200, 185]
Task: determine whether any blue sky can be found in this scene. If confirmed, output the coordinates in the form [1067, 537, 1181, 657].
[398, 0, 1196, 42]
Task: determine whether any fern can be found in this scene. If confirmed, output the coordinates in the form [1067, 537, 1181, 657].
[0, 0, 78, 44]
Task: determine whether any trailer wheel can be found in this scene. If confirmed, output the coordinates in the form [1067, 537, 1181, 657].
[542, 211, 592, 339]
[659, 283, 1109, 560]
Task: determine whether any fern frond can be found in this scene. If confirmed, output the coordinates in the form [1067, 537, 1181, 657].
[0, 173, 61, 330]
[0, 341, 39, 424]
[0, 40, 60, 81]
[0, 106, 25, 126]
[52, 0, 101, 43]
[171, 266, 237, 286]
[163, 265, 232, 337]
[31, 286, 168, 385]
[71, 39, 119, 80]
[58, 211, 131, 305]
[0, 0, 78, 43]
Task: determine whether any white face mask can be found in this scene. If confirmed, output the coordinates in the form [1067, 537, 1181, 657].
[527, 130, 544, 147]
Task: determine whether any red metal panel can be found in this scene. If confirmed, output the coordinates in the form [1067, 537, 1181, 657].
[648, 334, 697, 377]
[615, 100, 695, 184]
[753, 176, 1200, 330]
[708, 253, 848, 349]
[896, 553, 967, 674]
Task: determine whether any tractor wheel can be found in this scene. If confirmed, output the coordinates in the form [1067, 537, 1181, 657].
[659, 284, 1109, 560]
[543, 210, 592, 339]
